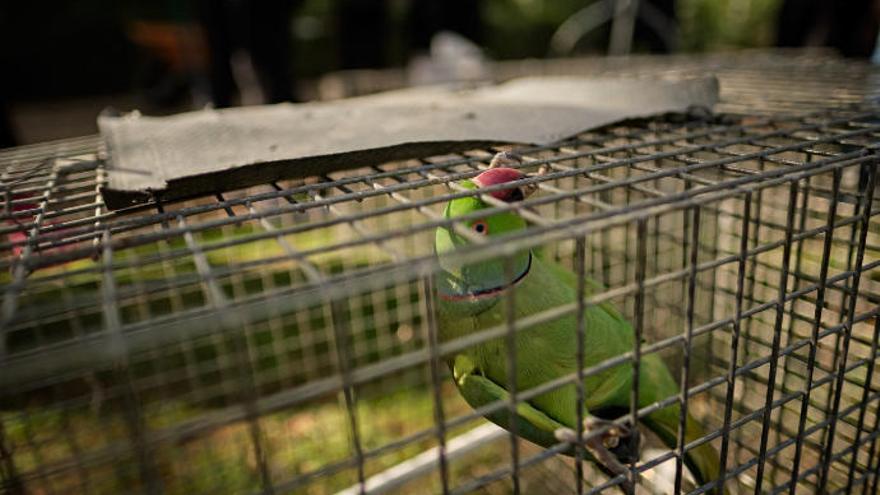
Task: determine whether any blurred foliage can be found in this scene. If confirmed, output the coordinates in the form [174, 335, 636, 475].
[483, 0, 600, 58]
[678, 0, 783, 51]
[481, 0, 785, 58]
[2, 0, 791, 100]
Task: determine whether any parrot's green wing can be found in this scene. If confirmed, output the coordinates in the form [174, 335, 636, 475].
[638, 354, 722, 492]
[453, 350, 720, 491]
[452, 354, 639, 484]
[544, 256, 722, 492]
[452, 354, 573, 453]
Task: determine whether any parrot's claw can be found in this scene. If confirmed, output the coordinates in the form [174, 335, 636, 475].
[554, 418, 639, 493]
[489, 151, 523, 169]
[592, 419, 641, 458]
[486, 151, 548, 199]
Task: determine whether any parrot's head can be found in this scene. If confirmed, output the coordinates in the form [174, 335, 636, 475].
[434, 153, 533, 315]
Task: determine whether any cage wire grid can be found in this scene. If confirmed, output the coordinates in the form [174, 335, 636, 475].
[1, 51, 880, 495]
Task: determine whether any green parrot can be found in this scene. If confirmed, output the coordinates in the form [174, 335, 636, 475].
[434, 153, 722, 493]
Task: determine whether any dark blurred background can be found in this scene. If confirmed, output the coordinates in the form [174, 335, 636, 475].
[1, 0, 878, 147]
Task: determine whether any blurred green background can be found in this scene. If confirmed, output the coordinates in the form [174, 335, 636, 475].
[1, 0, 784, 100]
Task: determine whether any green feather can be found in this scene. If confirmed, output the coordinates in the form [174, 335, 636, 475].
[435, 185, 722, 493]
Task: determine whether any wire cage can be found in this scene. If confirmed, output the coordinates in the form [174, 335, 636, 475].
[2, 51, 879, 494]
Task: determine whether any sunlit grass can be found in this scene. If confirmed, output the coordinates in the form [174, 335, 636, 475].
[3, 379, 515, 494]
[3, 221, 498, 493]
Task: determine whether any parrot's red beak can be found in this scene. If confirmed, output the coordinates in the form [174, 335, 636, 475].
[472, 167, 527, 202]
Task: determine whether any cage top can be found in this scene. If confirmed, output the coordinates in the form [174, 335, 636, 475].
[334, 48, 880, 115]
[2, 50, 879, 382]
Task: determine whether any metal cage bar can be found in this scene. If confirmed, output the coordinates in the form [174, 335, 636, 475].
[2, 51, 880, 495]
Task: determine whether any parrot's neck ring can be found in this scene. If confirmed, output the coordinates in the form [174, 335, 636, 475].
[439, 252, 532, 302]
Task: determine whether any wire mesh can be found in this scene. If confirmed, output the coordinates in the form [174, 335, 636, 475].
[2, 51, 879, 495]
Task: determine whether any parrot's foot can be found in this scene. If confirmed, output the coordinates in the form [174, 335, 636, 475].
[487, 151, 548, 198]
[489, 151, 523, 168]
[554, 418, 640, 493]
[584, 417, 641, 465]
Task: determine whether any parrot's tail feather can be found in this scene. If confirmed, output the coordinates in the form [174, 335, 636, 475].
[642, 405, 723, 495]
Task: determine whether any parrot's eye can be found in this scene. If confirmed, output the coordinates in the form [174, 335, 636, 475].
[472, 220, 488, 235]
